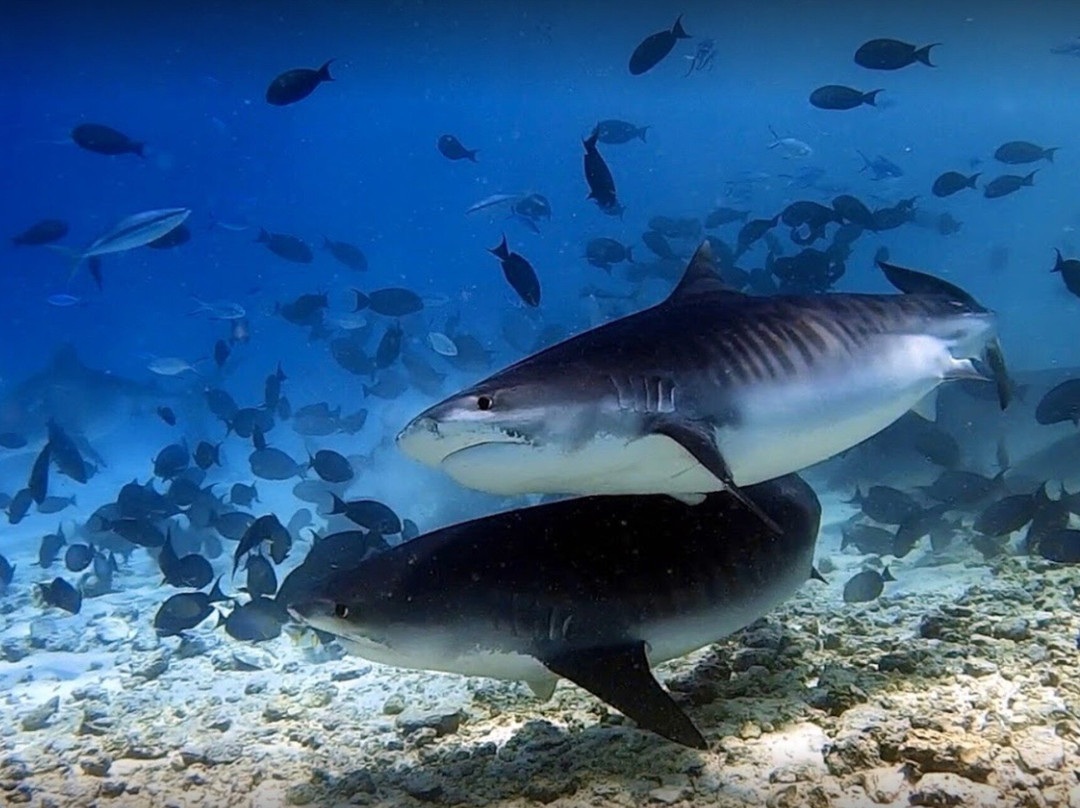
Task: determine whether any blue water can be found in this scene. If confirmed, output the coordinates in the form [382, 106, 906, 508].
[4, 1, 1080, 387]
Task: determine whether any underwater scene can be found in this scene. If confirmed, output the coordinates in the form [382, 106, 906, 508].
[5, 1, 1080, 805]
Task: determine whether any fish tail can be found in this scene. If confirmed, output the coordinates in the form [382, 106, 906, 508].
[967, 172, 980, 188]
[1045, 147, 1059, 162]
[133, 141, 146, 158]
[488, 235, 510, 260]
[671, 15, 690, 38]
[319, 59, 336, 82]
[863, 89, 883, 106]
[1053, 248, 1064, 272]
[467, 149, 479, 162]
[915, 43, 939, 66]
[626, 245, 634, 263]
[638, 126, 649, 143]
[1023, 169, 1038, 186]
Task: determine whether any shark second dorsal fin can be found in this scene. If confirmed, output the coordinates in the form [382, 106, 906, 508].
[667, 240, 742, 303]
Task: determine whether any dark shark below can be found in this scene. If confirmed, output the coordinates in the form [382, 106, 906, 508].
[290, 473, 822, 748]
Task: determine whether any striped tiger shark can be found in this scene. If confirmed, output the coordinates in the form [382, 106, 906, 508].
[397, 242, 1008, 527]
[290, 473, 822, 749]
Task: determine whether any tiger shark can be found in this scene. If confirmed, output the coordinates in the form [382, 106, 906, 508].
[290, 473, 822, 748]
[0, 344, 162, 452]
[397, 242, 1008, 525]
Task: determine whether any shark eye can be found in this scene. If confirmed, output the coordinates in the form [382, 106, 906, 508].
[476, 395, 494, 411]
[334, 603, 350, 619]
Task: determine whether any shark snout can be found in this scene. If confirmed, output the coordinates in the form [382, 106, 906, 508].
[396, 415, 447, 466]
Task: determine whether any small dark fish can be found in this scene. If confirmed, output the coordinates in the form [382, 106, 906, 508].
[583, 131, 619, 213]
[219, 597, 287, 642]
[147, 223, 191, 249]
[984, 171, 1037, 199]
[893, 505, 950, 558]
[595, 119, 649, 144]
[842, 567, 895, 603]
[264, 363, 286, 410]
[489, 236, 542, 307]
[157, 406, 177, 426]
[214, 510, 256, 541]
[160, 533, 213, 589]
[974, 494, 1036, 537]
[230, 483, 259, 507]
[230, 407, 274, 439]
[704, 207, 749, 228]
[932, 171, 980, 198]
[921, 470, 1002, 506]
[810, 85, 882, 110]
[64, 543, 95, 573]
[437, 134, 478, 162]
[0, 432, 28, 449]
[1036, 529, 1080, 563]
[352, 287, 424, 317]
[249, 447, 304, 480]
[994, 141, 1057, 165]
[9, 488, 33, 525]
[642, 230, 678, 260]
[854, 38, 938, 70]
[311, 449, 353, 483]
[214, 339, 231, 369]
[38, 527, 66, 567]
[629, 15, 690, 75]
[28, 443, 50, 505]
[1051, 250, 1080, 299]
[323, 237, 368, 271]
[47, 420, 87, 483]
[329, 494, 401, 534]
[911, 426, 960, 468]
[39, 577, 81, 614]
[102, 517, 166, 548]
[848, 485, 920, 525]
[206, 388, 239, 422]
[37, 495, 75, 515]
[840, 522, 894, 555]
[1035, 378, 1080, 426]
[375, 322, 404, 368]
[154, 592, 213, 637]
[71, 123, 144, 157]
[154, 441, 190, 480]
[12, 219, 68, 247]
[0, 554, 14, 586]
[245, 554, 278, 597]
[832, 195, 876, 229]
[270, 522, 293, 565]
[736, 215, 780, 255]
[193, 441, 221, 470]
[266, 60, 334, 106]
[256, 229, 313, 263]
[362, 370, 409, 400]
[585, 238, 634, 272]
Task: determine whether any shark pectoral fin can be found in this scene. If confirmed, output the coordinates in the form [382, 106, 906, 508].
[648, 417, 783, 535]
[525, 676, 558, 701]
[539, 641, 706, 749]
[910, 388, 939, 421]
[670, 492, 706, 506]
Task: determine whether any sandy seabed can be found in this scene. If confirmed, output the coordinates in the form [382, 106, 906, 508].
[2, 484, 1080, 808]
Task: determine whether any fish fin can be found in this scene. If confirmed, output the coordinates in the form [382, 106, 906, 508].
[984, 338, 1012, 410]
[538, 641, 706, 749]
[863, 89, 883, 106]
[488, 235, 510, 260]
[669, 492, 706, 506]
[648, 416, 782, 534]
[318, 59, 335, 82]
[910, 389, 939, 421]
[810, 566, 827, 583]
[876, 260, 982, 310]
[915, 43, 939, 66]
[671, 15, 690, 39]
[525, 676, 558, 701]
[666, 241, 742, 302]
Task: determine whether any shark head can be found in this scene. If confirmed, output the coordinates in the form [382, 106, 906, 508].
[396, 365, 641, 496]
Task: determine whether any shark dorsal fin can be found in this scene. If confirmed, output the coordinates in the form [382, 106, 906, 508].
[667, 240, 741, 303]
